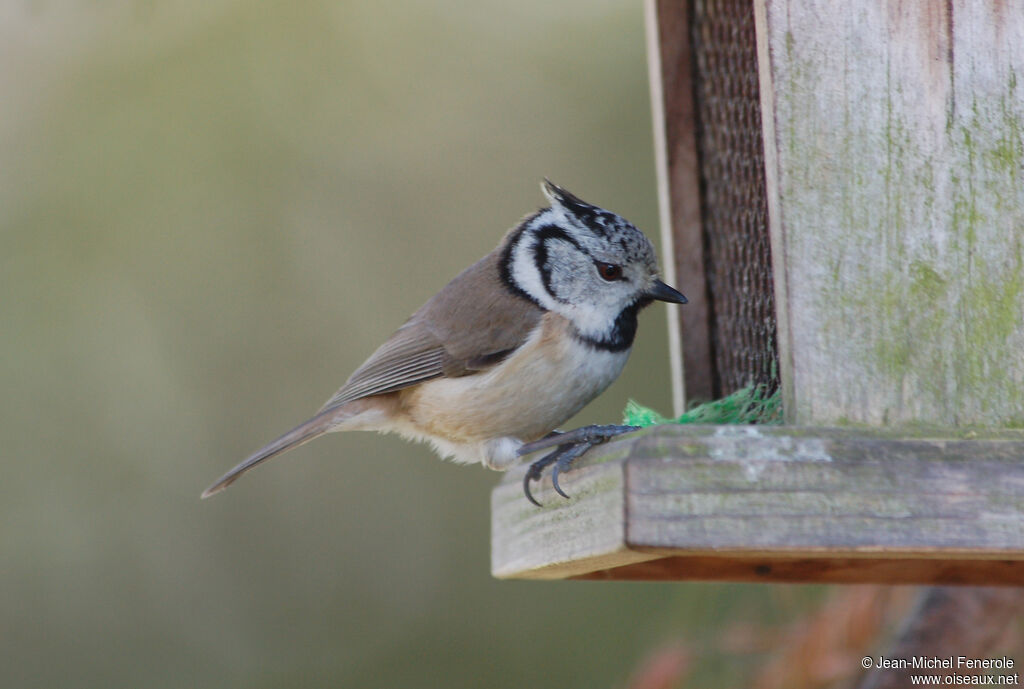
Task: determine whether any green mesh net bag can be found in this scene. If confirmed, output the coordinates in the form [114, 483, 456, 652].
[623, 384, 782, 427]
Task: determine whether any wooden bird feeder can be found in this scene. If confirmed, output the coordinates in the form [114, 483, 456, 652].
[492, 0, 1024, 584]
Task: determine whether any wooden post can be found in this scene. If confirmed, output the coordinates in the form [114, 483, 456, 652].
[755, 0, 1024, 426]
[646, 0, 713, 412]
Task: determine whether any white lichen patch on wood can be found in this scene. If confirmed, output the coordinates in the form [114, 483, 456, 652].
[710, 425, 833, 465]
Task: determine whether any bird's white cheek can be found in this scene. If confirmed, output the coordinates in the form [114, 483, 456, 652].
[564, 302, 617, 340]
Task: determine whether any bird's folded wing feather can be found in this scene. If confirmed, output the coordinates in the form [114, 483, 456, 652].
[319, 249, 543, 413]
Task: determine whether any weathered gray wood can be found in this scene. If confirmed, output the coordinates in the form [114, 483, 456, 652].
[755, 0, 1024, 426]
[491, 445, 662, 580]
[645, 0, 713, 413]
[491, 426, 1024, 582]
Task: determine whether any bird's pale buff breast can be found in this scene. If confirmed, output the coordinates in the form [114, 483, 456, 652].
[396, 312, 629, 446]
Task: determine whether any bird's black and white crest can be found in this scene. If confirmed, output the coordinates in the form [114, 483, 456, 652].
[499, 181, 664, 352]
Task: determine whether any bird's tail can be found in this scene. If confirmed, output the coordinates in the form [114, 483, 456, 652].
[201, 409, 342, 499]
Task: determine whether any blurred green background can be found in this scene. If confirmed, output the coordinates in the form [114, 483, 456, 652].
[1, 1, 824, 687]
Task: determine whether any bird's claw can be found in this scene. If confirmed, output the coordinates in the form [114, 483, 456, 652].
[522, 446, 565, 507]
[521, 424, 641, 506]
[549, 442, 594, 499]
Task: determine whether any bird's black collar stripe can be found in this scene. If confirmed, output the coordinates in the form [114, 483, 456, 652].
[570, 298, 651, 352]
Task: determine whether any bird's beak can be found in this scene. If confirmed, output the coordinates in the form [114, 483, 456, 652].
[646, 279, 688, 304]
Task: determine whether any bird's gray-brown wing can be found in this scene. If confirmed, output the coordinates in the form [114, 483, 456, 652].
[320, 249, 543, 413]
[317, 322, 447, 410]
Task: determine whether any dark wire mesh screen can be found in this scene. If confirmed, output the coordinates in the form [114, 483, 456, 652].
[691, 0, 779, 397]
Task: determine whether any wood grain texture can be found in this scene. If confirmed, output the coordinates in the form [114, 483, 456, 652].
[491, 441, 662, 579]
[646, 0, 713, 412]
[755, 0, 1024, 425]
[491, 425, 1024, 582]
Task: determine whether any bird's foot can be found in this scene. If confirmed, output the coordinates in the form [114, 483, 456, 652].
[519, 424, 640, 506]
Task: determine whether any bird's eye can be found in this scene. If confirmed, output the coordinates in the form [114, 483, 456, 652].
[595, 261, 623, 281]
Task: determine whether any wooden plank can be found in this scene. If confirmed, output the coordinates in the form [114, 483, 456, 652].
[645, 0, 713, 412]
[490, 442, 662, 580]
[491, 426, 1024, 582]
[753, 0, 794, 418]
[754, 0, 1024, 426]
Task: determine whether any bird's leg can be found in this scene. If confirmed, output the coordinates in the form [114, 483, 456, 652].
[519, 424, 639, 454]
[519, 424, 640, 506]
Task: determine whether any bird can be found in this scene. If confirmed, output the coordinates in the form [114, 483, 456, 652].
[201, 180, 686, 504]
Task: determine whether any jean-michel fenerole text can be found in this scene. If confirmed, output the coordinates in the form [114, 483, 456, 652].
[872, 656, 1015, 671]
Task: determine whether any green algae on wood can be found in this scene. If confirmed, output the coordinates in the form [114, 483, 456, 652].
[756, 1, 1024, 427]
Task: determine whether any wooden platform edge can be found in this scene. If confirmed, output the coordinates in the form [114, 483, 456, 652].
[490, 425, 1024, 584]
